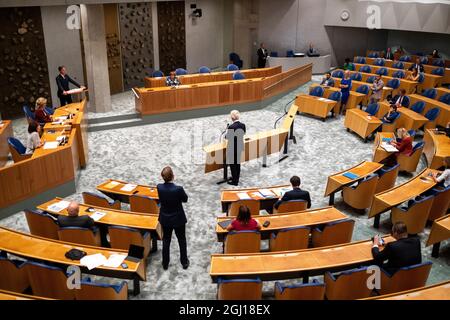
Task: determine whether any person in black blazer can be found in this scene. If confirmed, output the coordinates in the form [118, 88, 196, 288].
[55, 66, 85, 106]
[157, 166, 189, 270]
[57, 201, 95, 229]
[257, 43, 268, 68]
[389, 89, 409, 108]
[372, 222, 422, 275]
[225, 110, 246, 186]
[274, 176, 311, 210]
[408, 57, 424, 74]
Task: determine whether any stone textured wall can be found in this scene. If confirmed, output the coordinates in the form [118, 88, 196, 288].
[0, 7, 51, 119]
[119, 2, 154, 90]
[157, 1, 186, 75]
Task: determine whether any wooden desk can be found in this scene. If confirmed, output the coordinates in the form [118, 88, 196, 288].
[373, 132, 396, 163]
[0, 289, 52, 300]
[376, 101, 428, 131]
[368, 168, 439, 228]
[0, 120, 13, 167]
[409, 94, 450, 127]
[324, 161, 383, 205]
[423, 129, 450, 169]
[436, 87, 450, 100]
[220, 184, 289, 212]
[363, 280, 450, 300]
[344, 108, 382, 140]
[144, 66, 282, 88]
[333, 78, 393, 102]
[216, 207, 348, 241]
[97, 179, 158, 204]
[203, 103, 297, 174]
[135, 64, 312, 116]
[426, 214, 450, 258]
[210, 236, 394, 282]
[310, 84, 365, 110]
[0, 227, 146, 294]
[296, 94, 337, 121]
[44, 99, 88, 168]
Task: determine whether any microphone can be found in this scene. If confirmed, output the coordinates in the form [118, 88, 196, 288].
[219, 122, 230, 142]
[274, 95, 297, 129]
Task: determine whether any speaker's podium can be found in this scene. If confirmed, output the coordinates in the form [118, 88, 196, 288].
[203, 104, 298, 183]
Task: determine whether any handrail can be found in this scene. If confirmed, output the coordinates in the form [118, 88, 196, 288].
[263, 64, 312, 92]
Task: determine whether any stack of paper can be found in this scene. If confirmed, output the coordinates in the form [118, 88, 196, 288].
[90, 211, 107, 222]
[237, 192, 251, 200]
[259, 189, 275, 197]
[120, 184, 137, 192]
[43, 141, 59, 149]
[104, 181, 120, 189]
[47, 200, 71, 212]
[80, 253, 107, 270]
[103, 254, 127, 268]
[381, 142, 398, 152]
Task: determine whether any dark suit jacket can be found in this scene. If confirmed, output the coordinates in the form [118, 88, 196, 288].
[274, 187, 311, 209]
[157, 182, 188, 228]
[56, 74, 80, 97]
[408, 63, 424, 73]
[390, 95, 409, 107]
[57, 215, 95, 229]
[257, 48, 268, 64]
[225, 121, 246, 165]
[372, 237, 422, 275]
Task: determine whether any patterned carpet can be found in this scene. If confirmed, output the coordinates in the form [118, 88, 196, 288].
[2, 76, 449, 299]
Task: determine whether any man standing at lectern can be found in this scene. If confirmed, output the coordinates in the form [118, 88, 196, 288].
[257, 43, 268, 68]
[225, 110, 246, 186]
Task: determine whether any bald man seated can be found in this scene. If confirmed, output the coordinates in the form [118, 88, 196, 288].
[57, 201, 95, 229]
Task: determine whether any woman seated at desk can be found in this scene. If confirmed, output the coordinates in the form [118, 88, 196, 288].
[405, 69, 420, 82]
[370, 74, 384, 104]
[227, 206, 262, 232]
[431, 157, 450, 188]
[166, 71, 181, 87]
[382, 128, 413, 167]
[34, 97, 52, 125]
[382, 104, 399, 124]
[25, 122, 44, 154]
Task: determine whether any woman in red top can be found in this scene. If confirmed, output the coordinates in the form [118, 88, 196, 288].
[34, 97, 52, 124]
[227, 205, 261, 232]
[383, 128, 413, 167]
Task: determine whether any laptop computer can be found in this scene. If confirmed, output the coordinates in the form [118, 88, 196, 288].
[125, 244, 145, 263]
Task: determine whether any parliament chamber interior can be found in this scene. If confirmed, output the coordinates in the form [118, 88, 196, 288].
[0, 0, 449, 304]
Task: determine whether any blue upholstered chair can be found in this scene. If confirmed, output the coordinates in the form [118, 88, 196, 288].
[76, 278, 128, 300]
[325, 266, 373, 300]
[374, 58, 385, 66]
[273, 199, 308, 213]
[379, 262, 432, 295]
[108, 225, 152, 258]
[232, 72, 245, 80]
[57, 226, 101, 246]
[229, 52, 243, 68]
[270, 51, 278, 57]
[360, 65, 372, 73]
[311, 218, 354, 247]
[422, 88, 437, 99]
[427, 185, 450, 221]
[24, 209, 59, 240]
[432, 59, 444, 67]
[399, 55, 411, 62]
[397, 141, 425, 173]
[0, 256, 29, 293]
[366, 75, 376, 84]
[375, 163, 400, 193]
[365, 103, 379, 116]
[331, 70, 344, 78]
[151, 70, 164, 77]
[269, 226, 310, 251]
[217, 278, 262, 300]
[431, 67, 444, 76]
[328, 91, 342, 102]
[82, 191, 121, 210]
[392, 70, 405, 79]
[7, 137, 31, 163]
[23, 105, 35, 122]
[226, 64, 239, 71]
[198, 66, 211, 74]
[392, 61, 404, 69]
[386, 78, 400, 90]
[407, 129, 416, 137]
[309, 86, 324, 97]
[350, 72, 362, 81]
[439, 93, 450, 105]
[424, 107, 440, 123]
[224, 230, 260, 253]
[175, 68, 187, 76]
[376, 67, 388, 76]
[419, 56, 428, 65]
[355, 56, 366, 64]
[286, 50, 294, 57]
[275, 280, 325, 300]
[343, 174, 379, 209]
[356, 84, 369, 95]
[368, 52, 379, 58]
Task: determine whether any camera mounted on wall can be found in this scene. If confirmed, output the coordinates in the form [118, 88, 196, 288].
[190, 4, 202, 18]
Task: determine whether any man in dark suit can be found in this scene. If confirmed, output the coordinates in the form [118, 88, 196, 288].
[274, 176, 311, 210]
[157, 166, 189, 270]
[389, 89, 409, 108]
[372, 222, 422, 275]
[57, 201, 95, 229]
[225, 110, 246, 186]
[408, 57, 424, 74]
[55, 66, 85, 106]
[257, 43, 268, 68]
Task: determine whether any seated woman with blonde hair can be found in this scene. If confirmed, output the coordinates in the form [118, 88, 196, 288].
[382, 128, 413, 167]
[34, 97, 52, 124]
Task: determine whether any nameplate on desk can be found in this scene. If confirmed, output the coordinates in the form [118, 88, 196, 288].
[120, 184, 137, 192]
[104, 181, 120, 189]
[43, 141, 59, 149]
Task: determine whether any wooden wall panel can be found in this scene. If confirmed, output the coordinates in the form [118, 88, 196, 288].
[119, 2, 154, 90]
[104, 4, 124, 94]
[0, 7, 52, 119]
[157, 1, 186, 75]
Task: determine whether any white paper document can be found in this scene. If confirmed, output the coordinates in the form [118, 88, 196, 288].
[43, 141, 59, 149]
[103, 254, 127, 268]
[80, 253, 107, 270]
[259, 189, 275, 197]
[381, 142, 398, 152]
[237, 192, 251, 200]
[120, 184, 137, 192]
[47, 200, 70, 212]
[90, 211, 107, 222]
[104, 181, 120, 189]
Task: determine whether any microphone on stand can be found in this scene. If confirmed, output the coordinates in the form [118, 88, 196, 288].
[219, 122, 230, 142]
[274, 95, 297, 129]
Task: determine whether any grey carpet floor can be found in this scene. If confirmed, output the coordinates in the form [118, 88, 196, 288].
[2, 76, 449, 299]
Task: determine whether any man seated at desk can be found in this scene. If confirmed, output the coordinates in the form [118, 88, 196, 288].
[372, 221, 422, 275]
[320, 72, 334, 87]
[166, 71, 181, 87]
[57, 201, 95, 229]
[389, 89, 409, 108]
[273, 176, 311, 211]
[307, 43, 320, 57]
[408, 57, 424, 74]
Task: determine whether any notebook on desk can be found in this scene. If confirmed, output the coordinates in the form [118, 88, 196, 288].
[342, 172, 359, 180]
[218, 220, 232, 230]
